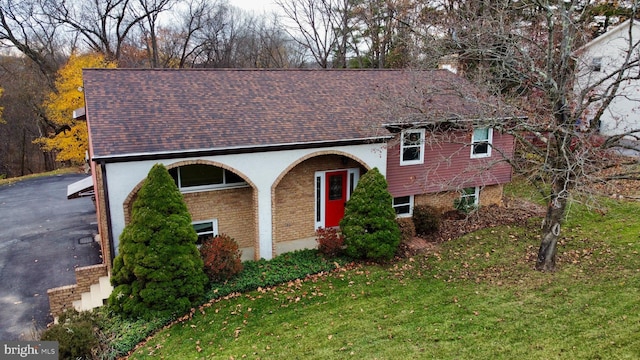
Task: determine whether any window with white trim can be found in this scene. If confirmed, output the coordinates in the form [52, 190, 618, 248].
[393, 195, 413, 217]
[455, 187, 479, 212]
[401, 129, 425, 165]
[169, 164, 247, 191]
[591, 57, 602, 72]
[192, 219, 218, 244]
[471, 127, 493, 158]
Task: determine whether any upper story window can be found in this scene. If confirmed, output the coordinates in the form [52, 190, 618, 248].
[400, 129, 425, 165]
[169, 164, 246, 192]
[591, 57, 602, 72]
[471, 127, 493, 158]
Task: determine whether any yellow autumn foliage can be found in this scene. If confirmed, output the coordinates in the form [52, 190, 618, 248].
[35, 53, 116, 164]
[37, 122, 88, 162]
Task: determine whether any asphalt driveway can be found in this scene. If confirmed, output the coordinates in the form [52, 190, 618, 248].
[0, 173, 101, 340]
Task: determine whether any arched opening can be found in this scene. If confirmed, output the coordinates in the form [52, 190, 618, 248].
[123, 160, 258, 260]
[272, 152, 369, 254]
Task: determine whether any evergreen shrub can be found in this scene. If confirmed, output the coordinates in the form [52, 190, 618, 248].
[200, 234, 243, 282]
[340, 168, 401, 260]
[108, 163, 207, 320]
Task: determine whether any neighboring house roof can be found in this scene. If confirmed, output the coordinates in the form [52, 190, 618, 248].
[575, 19, 640, 54]
[83, 68, 512, 161]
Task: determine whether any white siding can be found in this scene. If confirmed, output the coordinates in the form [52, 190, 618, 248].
[105, 143, 386, 260]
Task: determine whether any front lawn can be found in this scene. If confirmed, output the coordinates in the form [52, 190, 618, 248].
[127, 199, 640, 359]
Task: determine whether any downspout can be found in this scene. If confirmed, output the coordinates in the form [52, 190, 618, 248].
[100, 161, 116, 266]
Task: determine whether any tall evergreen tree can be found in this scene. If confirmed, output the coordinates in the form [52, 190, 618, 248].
[109, 163, 207, 320]
[340, 167, 400, 260]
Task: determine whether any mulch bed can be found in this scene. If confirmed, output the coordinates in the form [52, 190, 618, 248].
[399, 197, 546, 257]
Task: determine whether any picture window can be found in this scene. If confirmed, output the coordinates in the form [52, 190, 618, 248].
[169, 164, 247, 191]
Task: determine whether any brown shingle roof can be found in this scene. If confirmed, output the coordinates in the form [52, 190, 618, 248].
[83, 68, 508, 160]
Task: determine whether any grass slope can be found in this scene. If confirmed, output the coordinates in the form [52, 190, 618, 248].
[128, 200, 640, 360]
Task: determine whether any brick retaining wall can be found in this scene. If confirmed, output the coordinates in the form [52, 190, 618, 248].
[47, 263, 108, 318]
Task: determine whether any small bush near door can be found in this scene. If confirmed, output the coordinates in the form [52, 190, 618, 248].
[200, 234, 243, 282]
[316, 227, 344, 257]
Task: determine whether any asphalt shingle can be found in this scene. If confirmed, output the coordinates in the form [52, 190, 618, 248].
[83, 68, 506, 159]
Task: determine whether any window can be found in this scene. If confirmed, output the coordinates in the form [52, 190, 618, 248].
[401, 129, 425, 165]
[169, 164, 246, 191]
[192, 219, 218, 244]
[471, 127, 493, 158]
[393, 196, 413, 217]
[455, 187, 479, 212]
[591, 57, 602, 72]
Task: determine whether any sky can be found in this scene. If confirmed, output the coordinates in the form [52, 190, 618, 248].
[229, 0, 280, 14]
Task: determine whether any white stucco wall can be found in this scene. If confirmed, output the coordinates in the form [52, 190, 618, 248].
[103, 143, 387, 260]
[576, 21, 640, 137]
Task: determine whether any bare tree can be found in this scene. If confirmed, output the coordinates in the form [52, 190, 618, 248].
[41, 0, 146, 61]
[0, 55, 57, 173]
[0, 0, 69, 171]
[0, 0, 62, 86]
[406, 0, 640, 271]
[234, 14, 307, 68]
[160, 0, 224, 68]
[350, 0, 417, 68]
[133, 0, 177, 67]
[276, 0, 338, 68]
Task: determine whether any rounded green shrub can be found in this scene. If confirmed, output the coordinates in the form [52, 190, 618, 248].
[412, 204, 441, 236]
[339, 168, 401, 260]
[200, 234, 243, 282]
[108, 163, 208, 320]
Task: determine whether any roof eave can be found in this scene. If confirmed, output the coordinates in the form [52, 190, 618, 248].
[383, 116, 527, 132]
[91, 136, 391, 164]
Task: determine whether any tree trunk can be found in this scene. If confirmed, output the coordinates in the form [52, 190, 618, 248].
[536, 197, 567, 271]
[42, 151, 56, 172]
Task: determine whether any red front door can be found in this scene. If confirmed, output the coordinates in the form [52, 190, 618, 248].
[325, 170, 348, 227]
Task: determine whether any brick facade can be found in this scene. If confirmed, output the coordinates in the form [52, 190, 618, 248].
[273, 154, 365, 244]
[415, 183, 504, 212]
[47, 264, 108, 318]
[479, 184, 505, 207]
[183, 187, 256, 249]
[94, 166, 111, 270]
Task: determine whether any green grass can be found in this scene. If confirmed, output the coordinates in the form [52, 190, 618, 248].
[127, 199, 640, 360]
